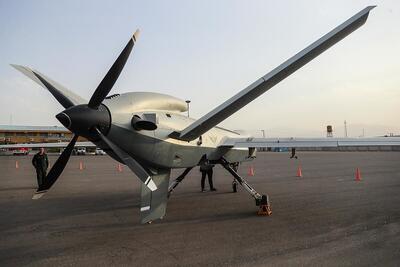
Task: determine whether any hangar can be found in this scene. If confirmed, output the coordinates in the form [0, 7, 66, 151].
[0, 125, 86, 145]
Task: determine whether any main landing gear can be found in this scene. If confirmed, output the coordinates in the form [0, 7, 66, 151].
[219, 158, 272, 216]
[167, 167, 193, 198]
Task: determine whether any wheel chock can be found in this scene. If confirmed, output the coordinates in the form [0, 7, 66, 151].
[257, 204, 272, 216]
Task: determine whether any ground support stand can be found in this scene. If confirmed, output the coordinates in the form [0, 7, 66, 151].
[219, 157, 271, 216]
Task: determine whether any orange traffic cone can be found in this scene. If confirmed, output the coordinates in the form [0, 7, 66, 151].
[15, 160, 19, 169]
[248, 165, 255, 176]
[79, 161, 84, 170]
[355, 167, 361, 181]
[296, 165, 303, 177]
[117, 163, 123, 172]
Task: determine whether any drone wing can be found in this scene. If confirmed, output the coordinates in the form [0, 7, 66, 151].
[172, 6, 375, 141]
[0, 142, 95, 149]
[11, 65, 87, 107]
[219, 137, 400, 149]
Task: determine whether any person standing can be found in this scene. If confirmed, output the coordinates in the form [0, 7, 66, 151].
[200, 160, 216, 192]
[290, 148, 298, 159]
[32, 147, 49, 188]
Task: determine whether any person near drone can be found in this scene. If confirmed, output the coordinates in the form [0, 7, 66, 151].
[200, 159, 217, 192]
[32, 147, 49, 188]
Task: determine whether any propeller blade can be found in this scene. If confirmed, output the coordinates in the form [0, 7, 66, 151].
[33, 135, 79, 199]
[88, 30, 140, 109]
[94, 128, 157, 191]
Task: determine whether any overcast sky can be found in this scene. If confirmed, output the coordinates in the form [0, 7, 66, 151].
[0, 0, 398, 137]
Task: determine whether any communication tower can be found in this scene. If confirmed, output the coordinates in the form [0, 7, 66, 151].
[327, 125, 333, 138]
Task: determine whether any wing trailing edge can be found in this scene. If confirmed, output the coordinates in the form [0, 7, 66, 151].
[219, 137, 400, 148]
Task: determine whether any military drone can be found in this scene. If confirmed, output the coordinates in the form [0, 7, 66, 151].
[5, 6, 399, 223]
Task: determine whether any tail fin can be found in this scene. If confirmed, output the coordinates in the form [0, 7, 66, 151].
[11, 64, 87, 107]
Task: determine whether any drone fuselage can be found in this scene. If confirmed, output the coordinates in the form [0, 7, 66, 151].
[98, 92, 252, 169]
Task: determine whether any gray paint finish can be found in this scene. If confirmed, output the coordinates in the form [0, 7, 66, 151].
[140, 169, 170, 224]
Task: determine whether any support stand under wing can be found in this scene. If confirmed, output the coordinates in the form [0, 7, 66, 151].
[219, 158, 272, 215]
[140, 169, 171, 224]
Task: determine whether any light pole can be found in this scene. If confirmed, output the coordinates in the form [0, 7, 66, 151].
[185, 100, 191, 118]
[261, 130, 266, 151]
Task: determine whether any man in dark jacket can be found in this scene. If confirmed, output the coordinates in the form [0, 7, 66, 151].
[200, 160, 216, 192]
[32, 148, 49, 188]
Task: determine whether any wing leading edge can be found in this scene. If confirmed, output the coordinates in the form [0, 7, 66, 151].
[172, 6, 375, 141]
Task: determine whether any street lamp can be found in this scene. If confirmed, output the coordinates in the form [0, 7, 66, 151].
[185, 100, 191, 118]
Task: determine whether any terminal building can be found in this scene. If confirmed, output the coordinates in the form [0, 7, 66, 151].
[1, 125, 398, 152]
[0, 125, 86, 144]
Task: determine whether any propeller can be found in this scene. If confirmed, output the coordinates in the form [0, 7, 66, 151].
[94, 128, 157, 191]
[88, 30, 139, 109]
[33, 29, 157, 199]
[33, 135, 78, 199]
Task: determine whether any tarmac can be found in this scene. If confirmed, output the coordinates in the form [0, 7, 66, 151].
[0, 152, 400, 266]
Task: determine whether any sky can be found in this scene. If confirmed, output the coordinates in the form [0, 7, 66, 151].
[0, 0, 398, 137]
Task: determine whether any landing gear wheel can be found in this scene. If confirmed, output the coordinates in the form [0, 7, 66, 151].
[232, 181, 237, 193]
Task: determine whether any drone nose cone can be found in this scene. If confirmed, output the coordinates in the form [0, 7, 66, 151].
[56, 112, 71, 129]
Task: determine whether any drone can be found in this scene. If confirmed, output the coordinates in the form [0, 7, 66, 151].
[5, 6, 398, 224]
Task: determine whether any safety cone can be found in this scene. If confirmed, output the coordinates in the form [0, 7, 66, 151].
[117, 163, 123, 172]
[296, 165, 303, 177]
[79, 161, 84, 170]
[355, 167, 361, 181]
[15, 160, 19, 169]
[248, 165, 255, 176]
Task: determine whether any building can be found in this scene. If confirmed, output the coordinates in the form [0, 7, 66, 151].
[0, 125, 86, 144]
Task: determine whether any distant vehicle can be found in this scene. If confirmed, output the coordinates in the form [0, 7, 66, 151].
[95, 148, 106, 155]
[12, 148, 29, 156]
[76, 148, 86, 155]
